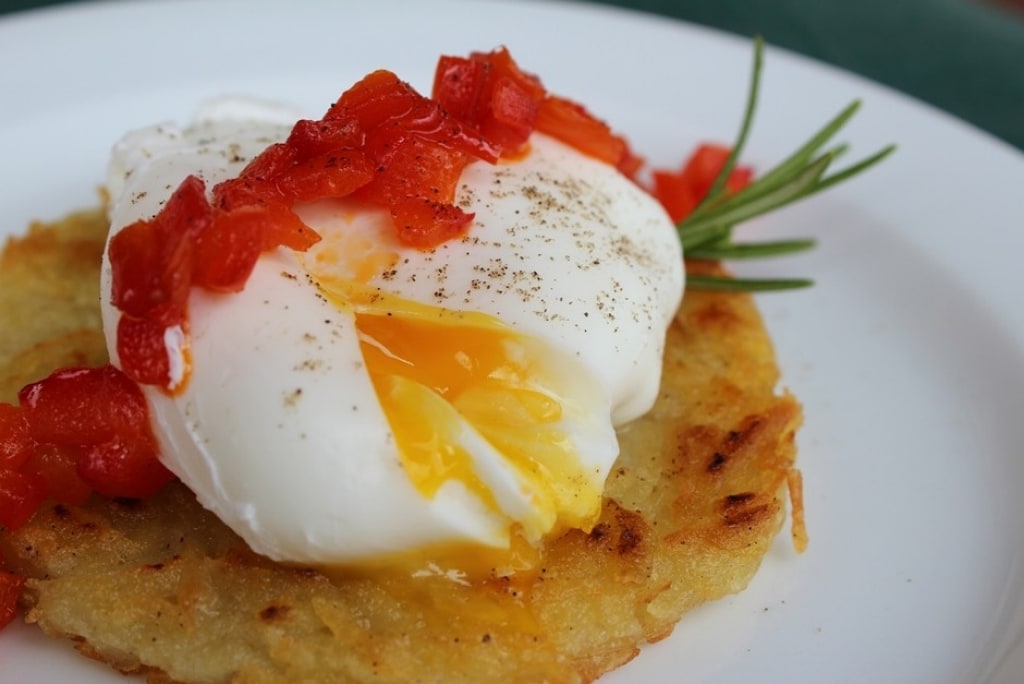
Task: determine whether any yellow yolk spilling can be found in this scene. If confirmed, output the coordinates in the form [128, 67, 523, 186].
[319, 279, 604, 546]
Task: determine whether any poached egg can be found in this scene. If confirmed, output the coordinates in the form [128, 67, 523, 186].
[100, 98, 684, 569]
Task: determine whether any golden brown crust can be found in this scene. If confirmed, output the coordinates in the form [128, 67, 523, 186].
[0, 208, 109, 400]
[0, 212, 801, 683]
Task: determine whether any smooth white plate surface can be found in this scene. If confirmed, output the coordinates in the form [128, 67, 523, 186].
[2, 1, 1024, 682]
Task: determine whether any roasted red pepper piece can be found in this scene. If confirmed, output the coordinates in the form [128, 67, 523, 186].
[192, 206, 268, 292]
[390, 197, 474, 249]
[328, 70, 438, 163]
[210, 180, 320, 253]
[0, 405, 47, 528]
[652, 143, 753, 223]
[22, 367, 124, 444]
[0, 569, 23, 630]
[325, 70, 488, 247]
[18, 366, 172, 500]
[433, 56, 489, 122]
[433, 48, 545, 154]
[108, 175, 211, 326]
[213, 176, 278, 211]
[535, 96, 627, 168]
[19, 445, 92, 506]
[355, 137, 468, 206]
[0, 404, 32, 471]
[257, 204, 321, 252]
[0, 469, 46, 530]
[683, 144, 753, 196]
[273, 149, 374, 203]
[20, 368, 146, 444]
[116, 316, 175, 387]
[616, 142, 645, 181]
[485, 75, 540, 148]
[285, 118, 364, 161]
[19, 366, 151, 445]
[651, 169, 702, 224]
[335, 69, 498, 163]
[241, 141, 299, 182]
[76, 436, 171, 500]
[0, 365, 173, 534]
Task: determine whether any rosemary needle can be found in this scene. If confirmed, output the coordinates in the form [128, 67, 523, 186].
[687, 274, 815, 292]
[679, 36, 895, 292]
[686, 238, 816, 261]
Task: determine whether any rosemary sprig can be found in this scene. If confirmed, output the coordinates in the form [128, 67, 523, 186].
[679, 36, 895, 292]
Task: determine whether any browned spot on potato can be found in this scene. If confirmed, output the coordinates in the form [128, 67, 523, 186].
[259, 604, 291, 623]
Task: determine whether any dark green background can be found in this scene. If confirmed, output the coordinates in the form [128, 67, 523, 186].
[3, 0, 1022, 151]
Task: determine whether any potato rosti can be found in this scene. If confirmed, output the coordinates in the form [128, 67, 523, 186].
[0, 209, 801, 683]
[0, 207, 108, 398]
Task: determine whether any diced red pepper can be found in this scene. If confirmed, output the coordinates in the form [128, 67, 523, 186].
[115, 316, 174, 387]
[433, 56, 489, 122]
[212, 179, 323, 251]
[106, 218, 187, 327]
[651, 169, 702, 224]
[651, 143, 753, 223]
[332, 69, 497, 164]
[535, 95, 627, 168]
[390, 197, 474, 249]
[240, 142, 298, 182]
[258, 203, 322, 252]
[272, 149, 374, 203]
[476, 47, 546, 102]
[76, 436, 172, 500]
[325, 69, 406, 123]
[0, 469, 46, 530]
[192, 207, 268, 292]
[355, 137, 468, 206]
[285, 118, 363, 161]
[683, 144, 753, 196]
[19, 366, 152, 446]
[0, 404, 32, 471]
[20, 445, 92, 506]
[329, 71, 436, 165]
[213, 177, 274, 211]
[108, 175, 211, 326]
[0, 570, 22, 630]
[486, 76, 539, 146]
[0, 365, 172, 531]
[433, 48, 545, 155]
[160, 174, 215, 234]
[615, 139, 645, 181]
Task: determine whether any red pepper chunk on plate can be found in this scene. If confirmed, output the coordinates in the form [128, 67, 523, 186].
[652, 143, 753, 224]
[0, 366, 174, 530]
[0, 568, 22, 630]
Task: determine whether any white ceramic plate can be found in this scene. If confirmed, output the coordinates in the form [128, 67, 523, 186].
[2, 1, 1023, 682]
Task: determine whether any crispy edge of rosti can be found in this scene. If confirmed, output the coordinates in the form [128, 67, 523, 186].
[0, 211, 804, 684]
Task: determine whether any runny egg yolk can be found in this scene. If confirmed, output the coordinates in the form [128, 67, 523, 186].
[317, 278, 604, 551]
